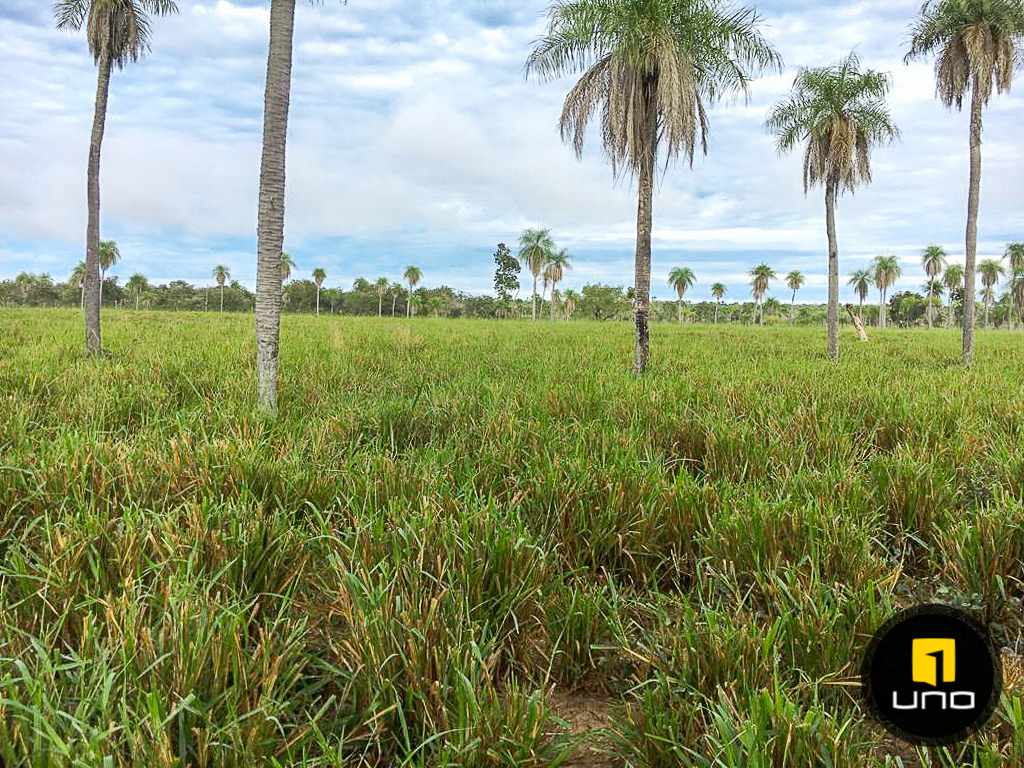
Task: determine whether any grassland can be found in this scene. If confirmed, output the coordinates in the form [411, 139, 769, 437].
[1, 308, 1023, 767]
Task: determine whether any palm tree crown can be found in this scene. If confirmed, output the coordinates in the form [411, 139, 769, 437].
[56, 0, 179, 67]
[711, 283, 726, 301]
[848, 269, 871, 305]
[313, 268, 327, 287]
[668, 267, 697, 300]
[213, 265, 230, 287]
[280, 252, 295, 283]
[785, 270, 805, 292]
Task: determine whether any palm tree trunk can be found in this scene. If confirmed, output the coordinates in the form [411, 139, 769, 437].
[790, 290, 796, 324]
[878, 290, 885, 329]
[378, 295, 383, 317]
[824, 179, 840, 360]
[551, 285, 557, 321]
[84, 44, 110, 355]
[316, 286, 320, 316]
[963, 82, 983, 367]
[532, 275, 538, 321]
[220, 285, 225, 312]
[392, 295, 397, 316]
[677, 298, 682, 325]
[714, 302, 719, 324]
[255, 0, 296, 414]
[633, 78, 657, 374]
[407, 285, 412, 317]
[135, 292, 140, 311]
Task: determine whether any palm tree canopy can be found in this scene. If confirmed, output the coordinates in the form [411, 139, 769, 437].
[375, 277, 390, 295]
[978, 258, 1005, 287]
[785, 270, 805, 291]
[280, 252, 296, 282]
[404, 266, 423, 288]
[921, 244, 948, 278]
[711, 282, 726, 300]
[70, 261, 87, 287]
[667, 267, 696, 298]
[906, 0, 1024, 110]
[98, 240, 120, 271]
[767, 52, 899, 195]
[518, 229, 555, 278]
[55, 0, 179, 68]
[526, 0, 781, 175]
[212, 265, 230, 286]
[313, 268, 327, 286]
[923, 278, 946, 297]
[126, 273, 148, 292]
[848, 268, 872, 302]
[750, 263, 776, 298]
[943, 263, 965, 290]
[873, 255, 901, 290]
[1006, 242, 1024, 272]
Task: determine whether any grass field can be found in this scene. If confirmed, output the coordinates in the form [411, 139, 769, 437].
[2, 308, 1023, 767]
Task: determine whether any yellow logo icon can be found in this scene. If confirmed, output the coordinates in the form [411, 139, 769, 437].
[912, 638, 956, 687]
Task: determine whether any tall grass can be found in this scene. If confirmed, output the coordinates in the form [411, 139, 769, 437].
[1, 309, 1022, 765]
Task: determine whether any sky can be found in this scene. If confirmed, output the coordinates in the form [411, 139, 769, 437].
[1, 0, 1021, 303]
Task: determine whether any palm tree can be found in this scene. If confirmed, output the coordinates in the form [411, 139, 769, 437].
[390, 282, 402, 316]
[767, 53, 898, 360]
[404, 266, 422, 317]
[55, 0, 178, 352]
[562, 289, 580, 320]
[280, 252, 295, 284]
[1005, 242, 1024, 328]
[907, 1, 1024, 363]
[711, 282, 726, 324]
[978, 258, 1004, 327]
[750, 264, 776, 325]
[375, 277, 389, 317]
[311, 268, 326, 316]
[943, 263, 965, 327]
[528, 0, 779, 373]
[70, 261, 87, 309]
[873, 255, 901, 329]
[923, 278, 945, 326]
[518, 229, 554, 321]
[920, 245, 948, 327]
[667, 267, 697, 325]
[125, 273, 148, 310]
[785, 270, 805, 324]
[97, 239, 120, 307]
[545, 249, 571, 321]
[848, 269, 871, 320]
[212, 265, 231, 312]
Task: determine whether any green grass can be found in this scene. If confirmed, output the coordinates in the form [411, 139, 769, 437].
[1, 308, 1023, 767]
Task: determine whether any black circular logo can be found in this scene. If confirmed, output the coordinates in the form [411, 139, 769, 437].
[862, 604, 1002, 745]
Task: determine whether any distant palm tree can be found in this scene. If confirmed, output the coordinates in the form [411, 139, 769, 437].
[126, 273, 148, 310]
[750, 264, 776, 325]
[711, 282, 726, 324]
[55, 0, 178, 352]
[97, 240, 120, 307]
[907, 0, 1024, 364]
[848, 269, 872, 320]
[374, 277, 389, 317]
[528, 0, 779, 372]
[978, 259, 1005, 327]
[785, 270, 805, 324]
[873, 255, 901, 329]
[545, 249, 571, 321]
[213, 265, 231, 312]
[518, 229, 554, 321]
[70, 261, 87, 309]
[308, 268, 325, 316]
[280, 252, 295, 284]
[667, 267, 697, 325]
[943, 263, 965, 327]
[404, 266, 422, 317]
[768, 52, 898, 359]
[923, 278, 945, 325]
[390, 282, 402, 316]
[1005, 242, 1024, 328]
[562, 288, 580, 320]
[921, 245, 948, 327]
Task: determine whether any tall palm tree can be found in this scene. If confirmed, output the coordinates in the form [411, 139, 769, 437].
[943, 263, 965, 327]
[390, 282, 402, 316]
[518, 229, 554, 321]
[920, 245, 948, 327]
[711, 282, 726, 324]
[848, 269, 871, 320]
[923, 278, 945, 326]
[1005, 242, 1024, 329]
[404, 266, 422, 317]
[873, 255, 901, 329]
[70, 261, 87, 310]
[55, 0, 178, 353]
[545, 248, 572, 321]
[528, 0, 780, 373]
[97, 239, 120, 307]
[667, 267, 696, 325]
[213, 265, 231, 312]
[125, 272, 148, 310]
[907, 1, 1024, 364]
[562, 288, 580, 320]
[375, 277, 389, 317]
[280, 252, 295, 284]
[750, 264, 776, 325]
[312, 267, 326, 316]
[785, 270, 805, 324]
[978, 258, 1004, 327]
[767, 53, 898, 360]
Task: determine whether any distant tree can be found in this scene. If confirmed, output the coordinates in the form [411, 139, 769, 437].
[873, 255, 901, 328]
[848, 269, 871, 320]
[213, 265, 231, 311]
[785, 270, 805, 324]
[768, 52, 898, 359]
[493, 242, 521, 307]
[546, 249, 571, 321]
[750, 264, 776, 325]
[578, 283, 629, 321]
[70, 261, 87, 309]
[562, 288, 580, 320]
[978, 258, 1004, 327]
[518, 229, 554, 321]
[889, 291, 927, 327]
[126, 273, 149, 310]
[943, 263, 965, 327]
[922, 279, 945, 327]
[1005, 242, 1024, 328]
[667, 267, 697, 325]
[98, 240, 120, 307]
[711, 282, 726, 324]
[921, 245, 948, 327]
[390, 282, 402, 316]
[404, 266, 423, 317]
[312, 268, 327, 316]
[280, 252, 295, 284]
[375, 277, 389, 317]
[907, 0, 1024, 363]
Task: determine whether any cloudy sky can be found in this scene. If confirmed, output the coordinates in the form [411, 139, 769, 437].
[1, 0, 1021, 302]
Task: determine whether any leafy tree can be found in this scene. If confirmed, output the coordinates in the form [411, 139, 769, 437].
[978, 258, 1004, 327]
[848, 269, 871, 320]
[527, 0, 779, 372]
[943, 263, 965, 327]
[578, 283, 629, 321]
[404, 266, 423, 317]
[492, 242, 521, 307]
[907, 0, 1024, 363]
[667, 267, 696, 325]
[213, 265, 231, 312]
[920, 245, 948, 327]
[55, 0, 178, 352]
[873, 255, 901, 328]
[126, 273, 149, 310]
[518, 229, 554, 321]
[750, 264, 776, 325]
[785, 270, 805, 324]
[768, 53, 898, 359]
[889, 291, 927, 327]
